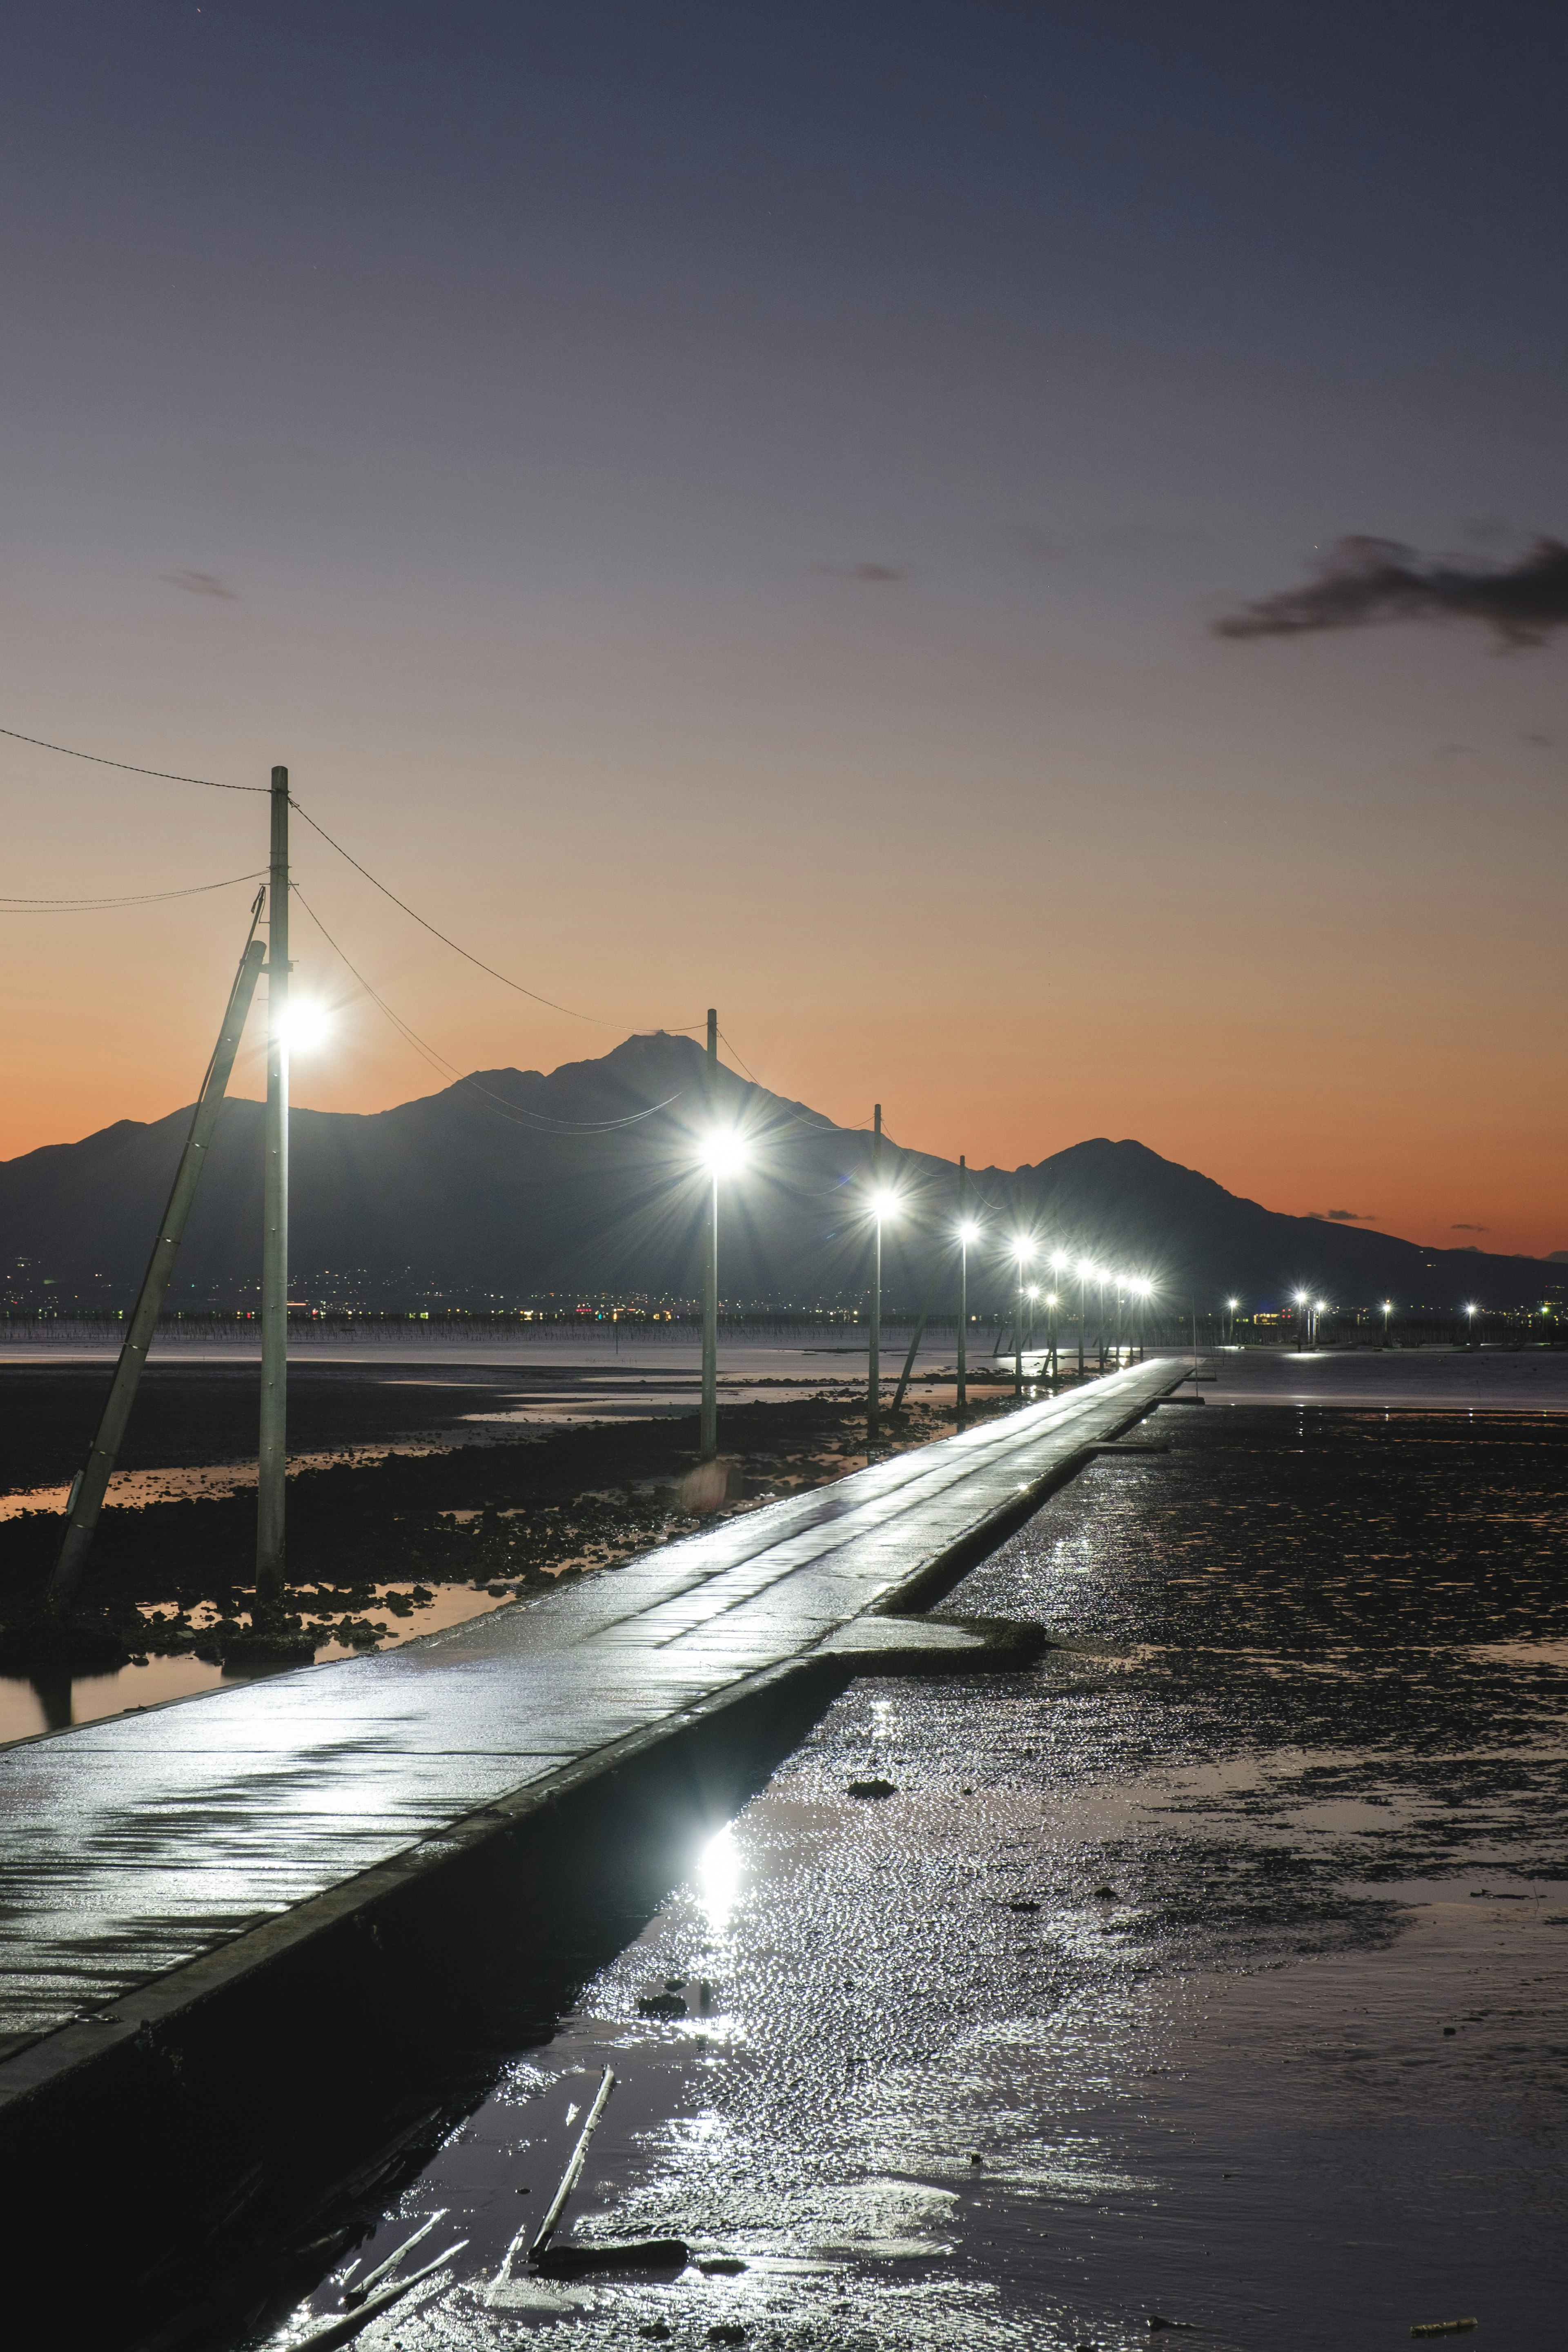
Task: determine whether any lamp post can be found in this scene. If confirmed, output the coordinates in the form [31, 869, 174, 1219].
[1294, 1288, 1310, 1354]
[256, 768, 291, 1629]
[1013, 1243, 1034, 1401]
[1226, 1296, 1239, 1348]
[956, 1211, 979, 1418]
[1045, 1290, 1059, 1379]
[1077, 1260, 1093, 1379]
[698, 1130, 748, 1459]
[1465, 1302, 1478, 1352]
[1382, 1298, 1393, 1350]
[867, 1183, 899, 1440]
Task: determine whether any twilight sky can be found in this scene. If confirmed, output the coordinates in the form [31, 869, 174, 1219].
[2, 2, 1566, 1255]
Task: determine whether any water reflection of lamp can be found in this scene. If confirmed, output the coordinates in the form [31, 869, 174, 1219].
[697, 1821, 741, 1934]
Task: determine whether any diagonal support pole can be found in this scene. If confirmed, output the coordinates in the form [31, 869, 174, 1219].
[47, 905, 267, 1615]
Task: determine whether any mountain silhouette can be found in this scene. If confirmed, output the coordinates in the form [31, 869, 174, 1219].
[0, 1033, 1553, 1314]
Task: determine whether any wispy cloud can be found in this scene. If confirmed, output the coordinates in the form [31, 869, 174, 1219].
[816, 561, 906, 583]
[1306, 1207, 1377, 1223]
[163, 569, 239, 600]
[1214, 535, 1568, 648]
[1451, 1221, 1491, 1232]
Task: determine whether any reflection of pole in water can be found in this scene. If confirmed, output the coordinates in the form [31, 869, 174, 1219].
[29, 1666, 73, 1734]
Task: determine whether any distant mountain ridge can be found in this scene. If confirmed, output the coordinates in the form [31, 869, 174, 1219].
[0, 1032, 1553, 1312]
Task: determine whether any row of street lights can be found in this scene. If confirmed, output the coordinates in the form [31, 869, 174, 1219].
[696, 1125, 1158, 1454]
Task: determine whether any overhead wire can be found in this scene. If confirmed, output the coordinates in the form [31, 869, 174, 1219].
[0, 719, 705, 1034]
[0, 869, 267, 910]
[0, 725, 267, 792]
[290, 885, 686, 1134]
[288, 800, 706, 1035]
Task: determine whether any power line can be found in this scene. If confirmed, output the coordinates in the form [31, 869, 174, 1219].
[290, 885, 686, 1134]
[1, 717, 706, 1036]
[290, 800, 706, 1035]
[0, 868, 267, 910]
[0, 725, 267, 792]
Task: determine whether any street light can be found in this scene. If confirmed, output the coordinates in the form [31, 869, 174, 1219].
[1294, 1288, 1311, 1353]
[867, 1184, 900, 1439]
[281, 999, 332, 1052]
[1382, 1298, 1393, 1350]
[1077, 1258, 1096, 1379]
[1132, 1276, 1153, 1362]
[1012, 1241, 1035, 1400]
[1465, 1301, 1478, 1352]
[955, 1217, 980, 1416]
[1226, 1295, 1239, 1348]
[697, 1130, 749, 1458]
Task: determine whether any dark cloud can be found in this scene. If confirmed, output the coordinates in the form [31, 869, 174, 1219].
[1307, 1208, 1376, 1222]
[1214, 535, 1568, 648]
[1451, 1221, 1491, 1232]
[816, 561, 906, 583]
[163, 569, 239, 599]
[1521, 730, 1556, 748]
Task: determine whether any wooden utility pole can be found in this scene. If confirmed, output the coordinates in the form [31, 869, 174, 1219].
[256, 766, 290, 1622]
[867, 1104, 882, 1439]
[700, 1007, 719, 1460]
[956, 1155, 968, 1417]
[48, 907, 267, 1615]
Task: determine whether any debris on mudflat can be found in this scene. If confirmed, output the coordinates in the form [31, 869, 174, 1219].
[1147, 2316, 1197, 2332]
[1410, 2325, 1477, 2340]
[1006, 1898, 1041, 1913]
[696, 2254, 748, 2274]
[847, 1776, 897, 1798]
[640, 1991, 688, 2016]
[708, 2328, 748, 2347]
[537, 2238, 689, 2274]
[299, 2244, 467, 2349]
[342, 2209, 448, 2307]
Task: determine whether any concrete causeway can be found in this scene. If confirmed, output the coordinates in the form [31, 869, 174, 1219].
[0, 1356, 1188, 2116]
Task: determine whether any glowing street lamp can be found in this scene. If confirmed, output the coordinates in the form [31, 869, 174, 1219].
[1294, 1287, 1311, 1354]
[1012, 1241, 1035, 1400]
[1226, 1295, 1240, 1348]
[281, 999, 332, 1052]
[1464, 1301, 1479, 1351]
[866, 1183, 900, 1438]
[1382, 1298, 1394, 1350]
[955, 1214, 980, 1416]
[697, 1130, 749, 1458]
[1077, 1259, 1096, 1380]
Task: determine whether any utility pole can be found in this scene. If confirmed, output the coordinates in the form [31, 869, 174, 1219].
[48, 908, 267, 1616]
[256, 766, 290, 1625]
[867, 1104, 882, 1440]
[956, 1155, 968, 1417]
[700, 1007, 719, 1460]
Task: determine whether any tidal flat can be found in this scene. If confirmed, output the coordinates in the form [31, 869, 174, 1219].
[177, 1367, 1567, 2352]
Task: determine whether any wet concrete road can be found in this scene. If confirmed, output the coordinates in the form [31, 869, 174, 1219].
[256, 1371, 1567, 2352]
[0, 1358, 1183, 2087]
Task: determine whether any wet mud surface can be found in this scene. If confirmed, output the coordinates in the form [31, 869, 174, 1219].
[0, 1366, 1021, 1728]
[184, 1401, 1567, 2352]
